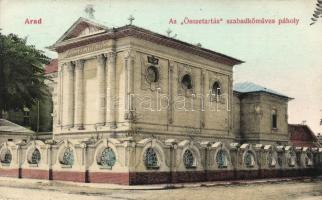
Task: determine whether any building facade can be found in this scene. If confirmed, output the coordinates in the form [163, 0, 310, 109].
[0, 17, 321, 185]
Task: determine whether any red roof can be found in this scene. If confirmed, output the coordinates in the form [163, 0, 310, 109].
[45, 59, 58, 74]
[289, 124, 319, 147]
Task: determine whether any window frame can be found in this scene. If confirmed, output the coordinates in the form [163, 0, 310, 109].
[272, 109, 278, 129]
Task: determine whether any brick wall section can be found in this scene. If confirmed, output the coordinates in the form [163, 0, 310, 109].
[88, 172, 129, 185]
[206, 170, 235, 181]
[0, 168, 319, 185]
[129, 172, 171, 185]
[0, 168, 20, 178]
[21, 169, 49, 180]
[128, 169, 320, 185]
[52, 171, 86, 182]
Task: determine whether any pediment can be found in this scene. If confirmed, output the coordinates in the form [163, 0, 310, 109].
[55, 17, 108, 44]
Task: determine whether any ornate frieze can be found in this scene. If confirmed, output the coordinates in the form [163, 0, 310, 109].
[61, 41, 110, 59]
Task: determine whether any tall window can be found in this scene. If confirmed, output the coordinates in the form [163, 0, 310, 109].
[183, 149, 195, 169]
[60, 147, 74, 166]
[0, 149, 12, 165]
[272, 109, 277, 129]
[212, 81, 221, 96]
[144, 148, 159, 169]
[277, 152, 283, 167]
[216, 150, 227, 168]
[288, 151, 296, 167]
[99, 147, 116, 168]
[23, 108, 31, 126]
[244, 151, 255, 168]
[29, 148, 41, 165]
[146, 66, 159, 83]
[181, 74, 193, 90]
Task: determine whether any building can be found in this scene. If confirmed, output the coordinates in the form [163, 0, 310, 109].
[289, 124, 319, 147]
[0, 119, 34, 143]
[0, 17, 320, 185]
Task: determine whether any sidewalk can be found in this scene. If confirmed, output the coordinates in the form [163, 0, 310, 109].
[0, 176, 315, 191]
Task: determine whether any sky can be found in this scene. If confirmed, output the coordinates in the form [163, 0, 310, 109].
[0, 0, 321, 134]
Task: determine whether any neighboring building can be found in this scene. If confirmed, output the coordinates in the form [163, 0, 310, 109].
[0, 119, 34, 143]
[233, 82, 292, 145]
[289, 124, 320, 147]
[0, 17, 320, 185]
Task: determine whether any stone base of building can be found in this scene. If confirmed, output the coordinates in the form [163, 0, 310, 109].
[0, 168, 319, 185]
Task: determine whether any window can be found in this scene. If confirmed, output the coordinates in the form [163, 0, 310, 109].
[183, 149, 195, 169]
[277, 152, 283, 167]
[288, 151, 296, 167]
[305, 152, 313, 166]
[244, 151, 255, 168]
[216, 150, 227, 168]
[146, 66, 159, 83]
[272, 109, 277, 129]
[296, 152, 301, 166]
[29, 148, 41, 165]
[23, 108, 31, 126]
[99, 147, 116, 168]
[144, 148, 159, 169]
[181, 74, 193, 90]
[212, 81, 221, 96]
[267, 151, 276, 167]
[60, 147, 74, 166]
[0, 149, 12, 165]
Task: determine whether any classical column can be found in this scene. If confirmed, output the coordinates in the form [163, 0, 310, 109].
[74, 60, 85, 130]
[200, 69, 207, 129]
[56, 64, 62, 126]
[97, 54, 106, 126]
[168, 62, 174, 124]
[106, 51, 117, 128]
[62, 62, 75, 128]
[124, 51, 134, 120]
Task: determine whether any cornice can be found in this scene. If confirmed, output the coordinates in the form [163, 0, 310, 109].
[51, 25, 244, 66]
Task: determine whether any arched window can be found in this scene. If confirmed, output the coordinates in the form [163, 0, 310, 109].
[216, 150, 228, 168]
[183, 149, 195, 169]
[0, 149, 12, 165]
[212, 81, 221, 96]
[288, 151, 296, 167]
[146, 66, 159, 83]
[144, 148, 159, 169]
[181, 74, 193, 90]
[267, 151, 276, 167]
[277, 152, 283, 167]
[305, 152, 313, 166]
[272, 109, 277, 129]
[60, 147, 74, 166]
[99, 147, 116, 168]
[29, 148, 41, 165]
[244, 151, 255, 168]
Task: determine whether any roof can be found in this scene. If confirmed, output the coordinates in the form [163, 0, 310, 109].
[49, 17, 243, 66]
[45, 59, 58, 74]
[233, 82, 292, 99]
[289, 124, 319, 147]
[0, 119, 34, 134]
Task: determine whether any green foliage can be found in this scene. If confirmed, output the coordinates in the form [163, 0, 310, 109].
[310, 0, 322, 25]
[0, 32, 50, 117]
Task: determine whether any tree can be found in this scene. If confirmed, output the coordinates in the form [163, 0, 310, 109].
[0, 32, 50, 118]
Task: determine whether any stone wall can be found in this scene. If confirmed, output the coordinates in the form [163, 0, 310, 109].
[0, 138, 320, 185]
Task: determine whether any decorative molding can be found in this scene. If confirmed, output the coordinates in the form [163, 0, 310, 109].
[140, 54, 162, 91]
[54, 26, 243, 66]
